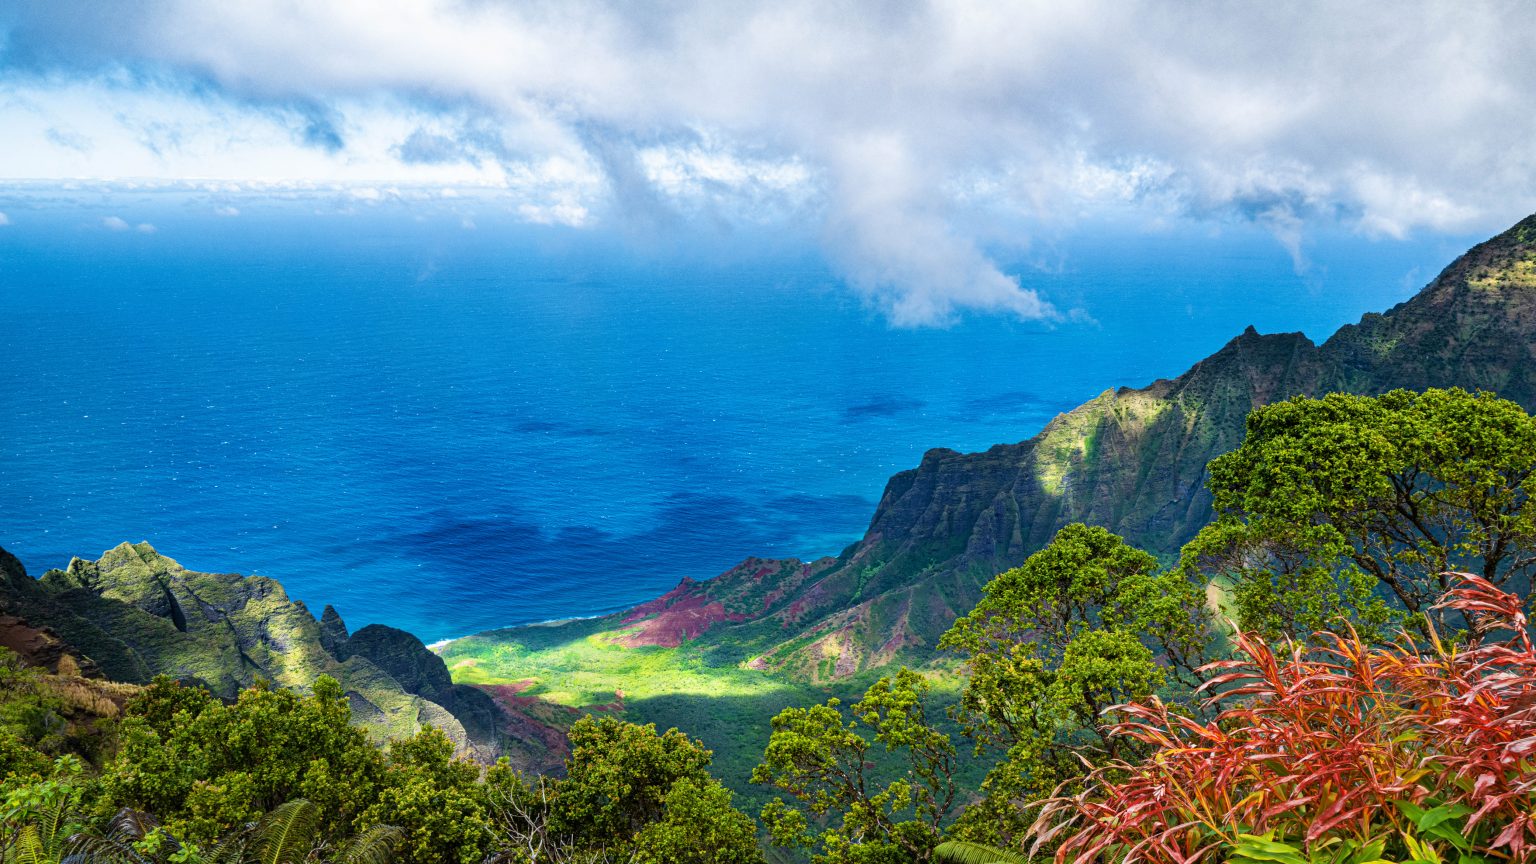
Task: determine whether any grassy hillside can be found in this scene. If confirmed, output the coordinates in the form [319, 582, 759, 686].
[441, 212, 1536, 783]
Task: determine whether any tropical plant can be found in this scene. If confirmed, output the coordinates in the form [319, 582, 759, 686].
[103, 677, 386, 847]
[362, 730, 488, 864]
[1185, 388, 1536, 642]
[66, 800, 402, 864]
[1033, 574, 1536, 863]
[1, 795, 72, 864]
[931, 840, 1028, 863]
[937, 524, 1210, 846]
[754, 667, 958, 864]
[0, 757, 87, 864]
[484, 719, 760, 864]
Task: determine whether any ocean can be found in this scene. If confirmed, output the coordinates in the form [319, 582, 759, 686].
[0, 195, 1478, 640]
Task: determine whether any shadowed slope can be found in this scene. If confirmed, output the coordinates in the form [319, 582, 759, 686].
[467, 214, 1536, 682]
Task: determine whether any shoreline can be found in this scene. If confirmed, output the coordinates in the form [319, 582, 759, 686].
[425, 611, 614, 652]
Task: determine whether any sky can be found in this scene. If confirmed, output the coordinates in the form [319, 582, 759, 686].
[3, 1, 1536, 325]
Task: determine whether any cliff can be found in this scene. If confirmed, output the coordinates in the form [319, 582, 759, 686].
[0, 542, 525, 762]
[586, 213, 1536, 679]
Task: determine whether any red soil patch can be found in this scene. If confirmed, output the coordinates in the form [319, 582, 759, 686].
[617, 581, 745, 647]
[479, 682, 577, 764]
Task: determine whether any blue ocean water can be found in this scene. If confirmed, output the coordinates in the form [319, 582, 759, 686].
[0, 196, 1478, 640]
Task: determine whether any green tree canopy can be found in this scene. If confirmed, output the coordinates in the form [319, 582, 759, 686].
[754, 667, 957, 864]
[1184, 387, 1536, 641]
[103, 676, 387, 847]
[552, 715, 714, 843]
[936, 524, 1209, 847]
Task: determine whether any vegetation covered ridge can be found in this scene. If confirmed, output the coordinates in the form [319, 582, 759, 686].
[454, 211, 1536, 684]
[0, 544, 527, 766]
[8, 384, 1536, 862]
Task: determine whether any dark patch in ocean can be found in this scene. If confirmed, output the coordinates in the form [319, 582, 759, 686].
[391, 490, 873, 633]
[843, 395, 926, 420]
[513, 419, 607, 436]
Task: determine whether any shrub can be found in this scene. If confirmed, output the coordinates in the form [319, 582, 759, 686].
[1035, 574, 1536, 863]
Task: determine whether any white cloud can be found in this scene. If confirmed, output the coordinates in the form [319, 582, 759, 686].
[0, 211, 10, 226]
[214, 205, 240, 217]
[136, 222, 156, 233]
[4, 1, 1536, 323]
[101, 215, 130, 231]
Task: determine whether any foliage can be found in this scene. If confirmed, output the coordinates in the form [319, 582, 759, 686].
[931, 840, 1029, 864]
[936, 524, 1209, 846]
[0, 758, 87, 864]
[753, 668, 957, 863]
[362, 730, 488, 864]
[0, 650, 119, 783]
[5, 671, 758, 864]
[1035, 574, 1536, 863]
[553, 715, 713, 844]
[630, 778, 762, 864]
[102, 676, 386, 847]
[505, 716, 765, 863]
[1186, 388, 1536, 642]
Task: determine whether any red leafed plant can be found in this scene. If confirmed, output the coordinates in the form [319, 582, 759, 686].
[1033, 573, 1536, 864]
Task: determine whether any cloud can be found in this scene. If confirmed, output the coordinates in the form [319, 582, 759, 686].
[0, 211, 9, 226]
[101, 215, 154, 232]
[4, 1, 1536, 324]
[213, 205, 239, 216]
[44, 126, 91, 151]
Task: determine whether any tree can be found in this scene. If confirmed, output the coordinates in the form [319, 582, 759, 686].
[631, 779, 762, 864]
[936, 524, 1209, 847]
[102, 676, 386, 847]
[1185, 388, 1536, 642]
[552, 716, 714, 846]
[363, 728, 490, 864]
[754, 668, 957, 864]
[485, 716, 760, 864]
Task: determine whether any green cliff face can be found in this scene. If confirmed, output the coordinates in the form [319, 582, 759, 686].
[0, 542, 523, 761]
[461, 213, 1536, 684]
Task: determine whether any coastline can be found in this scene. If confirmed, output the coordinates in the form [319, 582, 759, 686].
[426, 610, 615, 652]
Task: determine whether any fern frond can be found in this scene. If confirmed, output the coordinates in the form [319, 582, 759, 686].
[250, 800, 321, 864]
[103, 809, 159, 845]
[933, 839, 1031, 864]
[36, 801, 68, 852]
[336, 825, 402, 864]
[60, 833, 143, 864]
[13, 824, 46, 864]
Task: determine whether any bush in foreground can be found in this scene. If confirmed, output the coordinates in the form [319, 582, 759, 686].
[1035, 574, 1536, 863]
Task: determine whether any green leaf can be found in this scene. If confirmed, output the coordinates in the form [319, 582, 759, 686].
[251, 799, 322, 864]
[1417, 804, 1470, 833]
[1230, 834, 1310, 864]
[337, 824, 403, 864]
[933, 840, 1031, 864]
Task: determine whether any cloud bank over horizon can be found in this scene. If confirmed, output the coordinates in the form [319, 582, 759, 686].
[3, 1, 1535, 325]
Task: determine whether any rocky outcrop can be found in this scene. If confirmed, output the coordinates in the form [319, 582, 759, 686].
[0, 543, 521, 760]
[319, 605, 349, 655]
[330, 622, 514, 762]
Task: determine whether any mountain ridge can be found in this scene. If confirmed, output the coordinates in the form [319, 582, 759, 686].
[0, 541, 543, 765]
[6, 213, 1535, 780]
[556, 212, 1536, 680]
